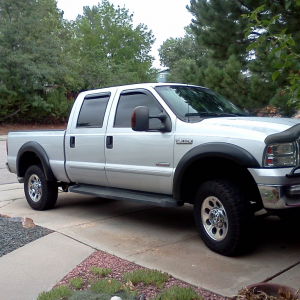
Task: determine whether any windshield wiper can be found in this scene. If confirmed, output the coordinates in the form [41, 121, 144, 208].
[185, 112, 247, 117]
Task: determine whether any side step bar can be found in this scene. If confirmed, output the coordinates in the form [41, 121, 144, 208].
[69, 184, 183, 207]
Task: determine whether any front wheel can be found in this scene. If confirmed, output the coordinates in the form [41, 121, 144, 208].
[194, 180, 253, 256]
[24, 164, 58, 210]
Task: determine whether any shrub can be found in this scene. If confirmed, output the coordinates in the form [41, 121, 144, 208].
[123, 269, 170, 288]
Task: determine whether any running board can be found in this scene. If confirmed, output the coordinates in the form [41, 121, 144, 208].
[69, 184, 183, 207]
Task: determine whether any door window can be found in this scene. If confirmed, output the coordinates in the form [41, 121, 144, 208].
[114, 91, 162, 128]
[77, 93, 110, 128]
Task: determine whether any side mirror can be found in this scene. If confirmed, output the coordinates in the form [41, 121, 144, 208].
[151, 113, 172, 132]
[131, 106, 149, 131]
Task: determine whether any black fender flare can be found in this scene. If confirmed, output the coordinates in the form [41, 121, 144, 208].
[173, 142, 260, 199]
[16, 141, 57, 181]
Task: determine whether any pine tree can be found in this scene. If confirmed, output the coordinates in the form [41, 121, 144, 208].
[177, 0, 300, 115]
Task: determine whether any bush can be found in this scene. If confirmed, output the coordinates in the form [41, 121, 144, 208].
[123, 269, 170, 288]
[154, 285, 203, 300]
[90, 266, 112, 277]
[37, 285, 72, 300]
[69, 277, 84, 290]
[26, 87, 73, 123]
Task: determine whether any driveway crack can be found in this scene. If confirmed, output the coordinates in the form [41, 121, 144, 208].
[262, 261, 300, 282]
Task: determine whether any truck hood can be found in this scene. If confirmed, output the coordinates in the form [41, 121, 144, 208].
[201, 116, 300, 137]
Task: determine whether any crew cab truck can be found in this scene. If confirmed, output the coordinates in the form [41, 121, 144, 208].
[6, 83, 300, 256]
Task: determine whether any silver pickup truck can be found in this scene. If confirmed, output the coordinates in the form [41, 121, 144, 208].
[6, 83, 300, 256]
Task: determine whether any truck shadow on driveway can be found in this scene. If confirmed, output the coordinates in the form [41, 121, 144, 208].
[52, 194, 300, 256]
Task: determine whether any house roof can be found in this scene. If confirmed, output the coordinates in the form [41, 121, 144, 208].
[157, 67, 170, 73]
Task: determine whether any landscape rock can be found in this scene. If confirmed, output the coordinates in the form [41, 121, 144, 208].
[21, 217, 36, 228]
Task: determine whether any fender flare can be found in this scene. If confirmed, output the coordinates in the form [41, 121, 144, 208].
[173, 142, 260, 199]
[16, 141, 57, 181]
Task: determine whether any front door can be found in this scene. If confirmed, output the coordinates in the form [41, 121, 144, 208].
[105, 88, 174, 195]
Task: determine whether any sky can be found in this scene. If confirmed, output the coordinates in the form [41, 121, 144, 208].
[55, 0, 192, 68]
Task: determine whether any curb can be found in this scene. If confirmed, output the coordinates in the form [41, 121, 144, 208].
[0, 135, 7, 141]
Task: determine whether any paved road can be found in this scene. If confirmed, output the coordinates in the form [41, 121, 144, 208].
[1, 139, 299, 296]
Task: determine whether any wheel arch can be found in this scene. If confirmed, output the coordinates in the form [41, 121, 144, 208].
[17, 141, 57, 181]
[173, 143, 261, 206]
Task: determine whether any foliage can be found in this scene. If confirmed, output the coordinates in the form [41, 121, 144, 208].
[20, 88, 73, 124]
[69, 277, 84, 290]
[123, 269, 170, 288]
[67, 290, 137, 300]
[69, 0, 156, 90]
[158, 26, 208, 84]
[154, 285, 202, 300]
[90, 266, 112, 277]
[37, 285, 72, 300]
[0, 0, 157, 123]
[91, 278, 133, 295]
[160, 0, 300, 116]
[159, 27, 199, 68]
[0, 0, 71, 122]
[242, 0, 300, 109]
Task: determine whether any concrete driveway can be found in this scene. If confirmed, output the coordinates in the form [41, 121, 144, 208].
[1, 139, 299, 296]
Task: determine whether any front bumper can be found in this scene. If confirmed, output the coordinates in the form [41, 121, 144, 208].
[248, 167, 300, 209]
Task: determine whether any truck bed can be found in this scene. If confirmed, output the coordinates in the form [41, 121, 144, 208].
[7, 130, 69, 182]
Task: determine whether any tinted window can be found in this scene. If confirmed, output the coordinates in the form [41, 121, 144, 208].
[114, 92, 162, 128]
[77, 95, 110, 128]
[155, 86, 246, 123]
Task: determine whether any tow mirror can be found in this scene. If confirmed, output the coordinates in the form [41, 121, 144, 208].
[131, 106, 172, 132]
[131, 106, 149, 131]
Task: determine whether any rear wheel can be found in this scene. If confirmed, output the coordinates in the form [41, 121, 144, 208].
[194, 179, 253, 256]
[24, 164, 58, 210]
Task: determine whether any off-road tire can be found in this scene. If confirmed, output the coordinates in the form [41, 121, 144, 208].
[194, 179, 253, 256]
[24, 164, 58, 210]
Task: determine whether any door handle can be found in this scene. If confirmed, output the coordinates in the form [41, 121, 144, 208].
[106, 136, 113, 149]
[70, 136, 75, 148]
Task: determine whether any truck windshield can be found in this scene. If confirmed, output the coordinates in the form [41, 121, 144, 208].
[154, 85, 247, 123]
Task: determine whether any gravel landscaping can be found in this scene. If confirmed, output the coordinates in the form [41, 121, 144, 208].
[0, 214, 53, 257]
[0, 214, 227, 300]
[56, 250, 227, 300]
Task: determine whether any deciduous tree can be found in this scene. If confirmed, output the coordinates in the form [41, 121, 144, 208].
[0, 0, 70, 121]
[70, 0, 156, 90]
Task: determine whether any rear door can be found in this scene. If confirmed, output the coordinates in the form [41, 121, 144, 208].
[65, 90, 115, 186]
[105, 88, 175, 194]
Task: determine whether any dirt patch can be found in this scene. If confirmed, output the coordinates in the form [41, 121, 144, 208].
[0, 123, 67, 135]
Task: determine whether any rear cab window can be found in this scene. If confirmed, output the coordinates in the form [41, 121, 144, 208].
[77, 92, 111, 128]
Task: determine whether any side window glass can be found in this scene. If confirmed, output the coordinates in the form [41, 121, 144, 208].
[114, 92, 162, 128]
[77, 95, 110, 128]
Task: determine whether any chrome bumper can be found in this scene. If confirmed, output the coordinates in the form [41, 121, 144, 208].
[258, 184, 300, 209]
[248, 167, 300, 209]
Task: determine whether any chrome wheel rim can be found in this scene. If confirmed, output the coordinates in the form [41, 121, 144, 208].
[201, 196, 228, 241]
[28, 174, 42, 202]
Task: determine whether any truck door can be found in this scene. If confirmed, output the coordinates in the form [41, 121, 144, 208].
[65, 91, 113, 186]
[105, 88, 174, 195]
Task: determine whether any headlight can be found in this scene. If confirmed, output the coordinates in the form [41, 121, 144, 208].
[263, 141, 299, 167]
